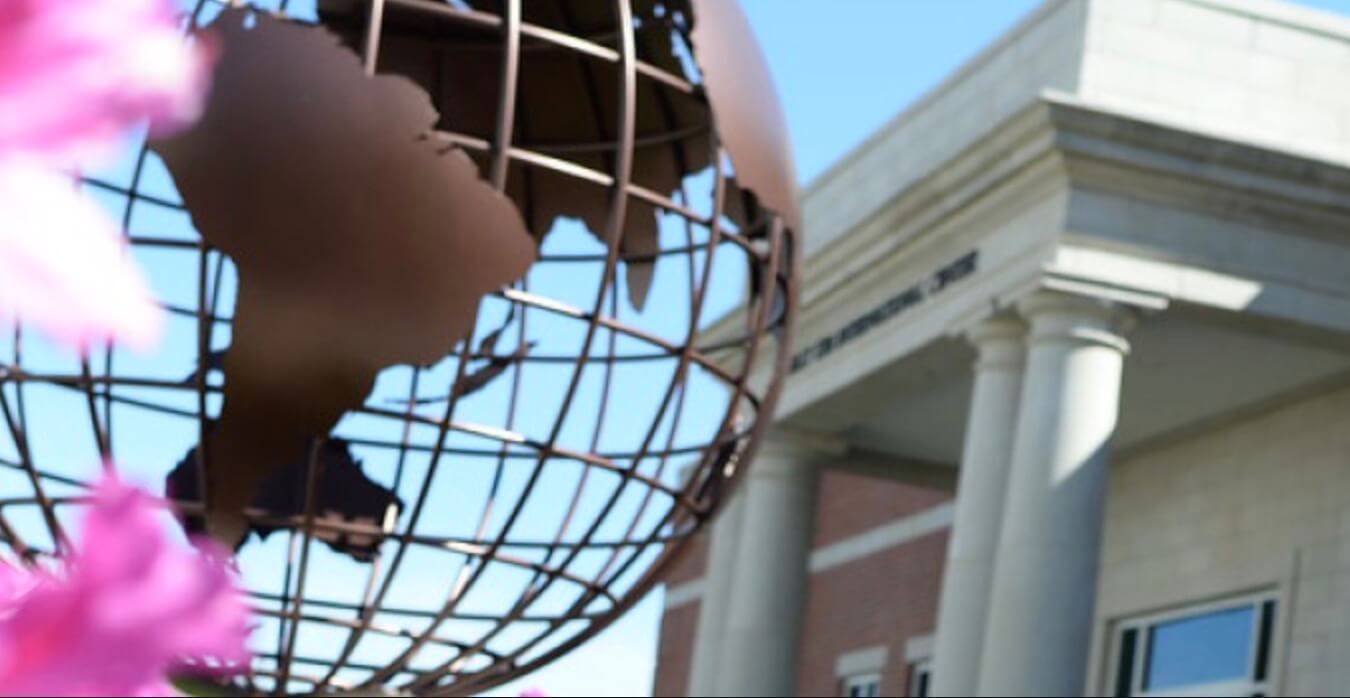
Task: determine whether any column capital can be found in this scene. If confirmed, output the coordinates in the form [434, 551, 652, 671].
[1015, 290, 1136, 355]
[965, 315, 1027, 373]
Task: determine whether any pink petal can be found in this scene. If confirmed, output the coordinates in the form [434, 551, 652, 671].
[0, 564, 20, 605]
[0, 473, 251, 696]
[0, 0, 214, 354]
[0, 0, 215, 164]
[0, 160, 163, 352]
[0, 562, 36, 619]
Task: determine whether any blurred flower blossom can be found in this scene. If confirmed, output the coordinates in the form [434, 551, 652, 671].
[519, 689, 548, 697]
[0, 0, 214, 161]
[0, 474, 251, 696]
[0, 0, 216, 352]
[0, 163, 163, 352]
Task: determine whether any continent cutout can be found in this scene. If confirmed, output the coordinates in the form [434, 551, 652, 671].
[315, 0, 799, 313]
[152, 9, 536, 546]
[167, 436, 402, 562]
[316, 0, 708, 311]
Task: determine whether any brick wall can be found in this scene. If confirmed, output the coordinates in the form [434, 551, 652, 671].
[797, 529, 948, 697]
[663, 526, 709, 587]
[814, 469, 952, 547]
[652, 468, 952, 696]
[653, 603, 699, 698]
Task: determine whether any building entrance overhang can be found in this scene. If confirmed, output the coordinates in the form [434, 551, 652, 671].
[708, 94, 1350, 474]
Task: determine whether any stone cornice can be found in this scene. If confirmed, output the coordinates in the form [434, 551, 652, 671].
[795, 92, 1350, 329]
[1044, 93, 1350, 235]
[800, 99, 1064, 314]
[701, 92, 1350, 418]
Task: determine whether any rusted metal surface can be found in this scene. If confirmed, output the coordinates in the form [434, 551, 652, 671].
[0, 0, 798, 695]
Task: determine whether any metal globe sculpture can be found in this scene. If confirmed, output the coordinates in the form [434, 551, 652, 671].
[0, 0, 797, 694]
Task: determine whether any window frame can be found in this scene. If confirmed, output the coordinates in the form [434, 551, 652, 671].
[842, 671, 883, 698]
[907, 658, 932, 697]
[1108, 592, 1278, 698]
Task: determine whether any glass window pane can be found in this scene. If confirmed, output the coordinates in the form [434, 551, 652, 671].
[1145, 606, 1254, 691]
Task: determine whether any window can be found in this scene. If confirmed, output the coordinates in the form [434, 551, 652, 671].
[842, 672, 882, 698]
[836, 646, 887, 697]
[1110, 593, 1277, 697]
[907, 659, 932, 697]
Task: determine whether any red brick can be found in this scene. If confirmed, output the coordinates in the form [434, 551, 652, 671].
[814, 469, 951, 547]
[796, 530, 948, 697]
[652, 476, 951, 696]
[653, 601, 699, 697]
[662, 527, 710, 587]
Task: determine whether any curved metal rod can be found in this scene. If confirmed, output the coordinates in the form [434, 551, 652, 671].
[0, 1, 795, 692]
[0, 375, 760, 471]
[393, 1, 637, 690]
[456, 122, 736, 690]
[459, 217, 794, 695]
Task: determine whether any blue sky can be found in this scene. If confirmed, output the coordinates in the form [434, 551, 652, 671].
[3, 1, 1349, 697]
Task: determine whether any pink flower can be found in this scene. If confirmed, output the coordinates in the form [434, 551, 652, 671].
[0, 161, 162, 352]
[519, 689, 548, 697]
[0, 474, 251, 696]
[0, 0, 216, 352]
[0, 0, 214, 163]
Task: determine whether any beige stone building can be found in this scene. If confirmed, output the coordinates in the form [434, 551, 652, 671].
[654, 0, 1350, 695]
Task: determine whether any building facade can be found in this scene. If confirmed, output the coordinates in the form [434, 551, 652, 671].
[653, 0, 1350, 695]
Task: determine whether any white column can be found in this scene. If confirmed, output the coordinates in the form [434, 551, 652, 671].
[687, 485, 747, 696]
[931, 316, 1027, 697]
[977, 291, 1133, 697]
[715, 433, 822, 697]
